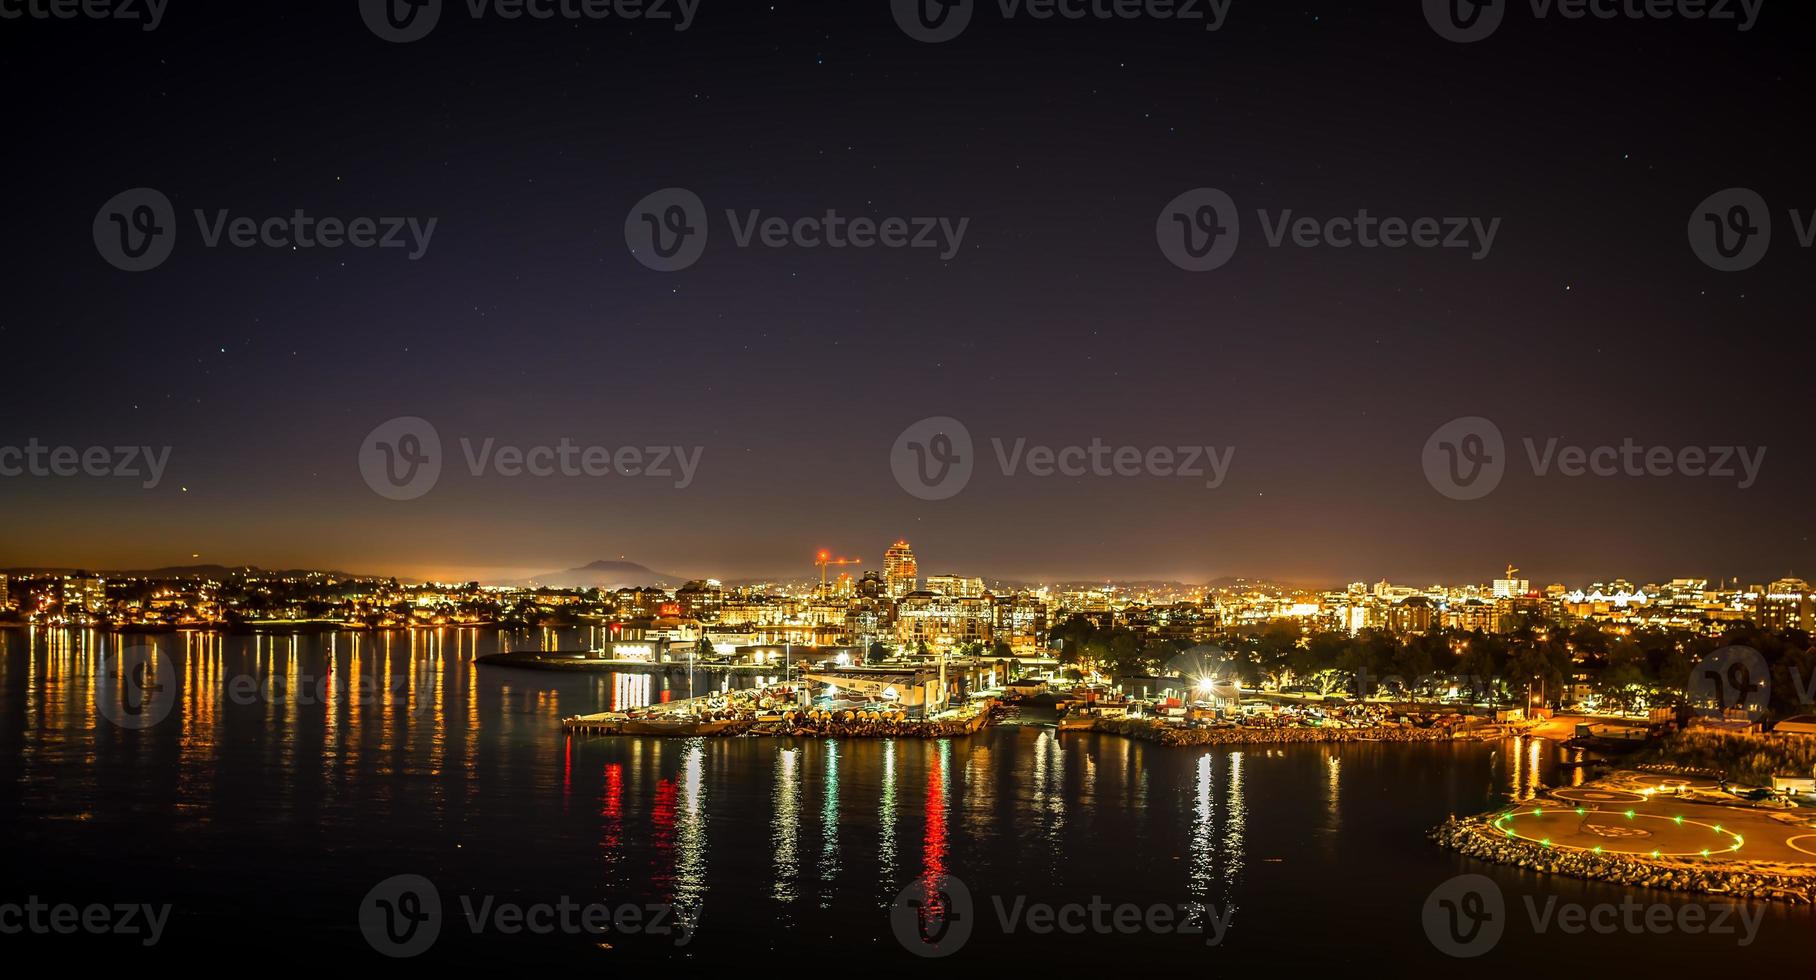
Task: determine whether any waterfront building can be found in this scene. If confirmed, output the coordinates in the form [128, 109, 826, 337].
[895, 591, 993, 652]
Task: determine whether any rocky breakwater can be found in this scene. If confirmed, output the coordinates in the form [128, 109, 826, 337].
[1088, 717, 1486, 747]
[1431, 814, 1816, 904]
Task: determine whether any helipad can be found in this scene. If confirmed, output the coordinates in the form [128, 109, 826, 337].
[1493, 806, 1744, 858]
[1553, 787, 1645, 805]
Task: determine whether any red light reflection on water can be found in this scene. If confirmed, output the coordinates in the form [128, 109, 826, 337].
[601, 763, 624, 853]
[652, 777, 678, 891]
[919, 755, 949, 923]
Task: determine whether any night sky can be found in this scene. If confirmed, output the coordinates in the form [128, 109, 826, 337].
[2, 1, 1811, 586]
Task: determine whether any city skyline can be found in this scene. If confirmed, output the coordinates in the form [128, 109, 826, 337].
[3, 543, 1809, 594]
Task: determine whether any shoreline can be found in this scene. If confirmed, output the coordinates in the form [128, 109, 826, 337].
[565, 706, 996, 740]
[479, 651, 764, 673]
[1078, 715, 1529, 746]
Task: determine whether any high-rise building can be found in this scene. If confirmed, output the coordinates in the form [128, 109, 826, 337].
[884, 540, 919, 598]
[0, 574, 9, 611]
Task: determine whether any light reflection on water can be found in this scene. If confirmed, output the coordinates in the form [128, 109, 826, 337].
[12, 628, 1785, 968]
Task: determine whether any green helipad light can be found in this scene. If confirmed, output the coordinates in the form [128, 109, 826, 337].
[1541, 838, 1552, 848]
[1534, 807, 1543, 816]
[1701, 849, 1711, 857]
[1714, 825, 1722, 833]
[1625, 809, 1636, 819]
[1576, 807, 1586, 816]
[1651, 850, 1661, 858]
[1593, 846, 1603, 854]
[1674, 815, 1685, 825]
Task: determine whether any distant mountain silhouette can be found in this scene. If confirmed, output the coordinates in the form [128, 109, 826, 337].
[0, 563, 365, 580]
[519, 560, 686, 590]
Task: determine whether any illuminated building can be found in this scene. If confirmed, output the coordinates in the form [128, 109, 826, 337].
[1756, 577, 1812, 630]
[991, 594, 1047, 654]
[1386, 596, 1436, 634]
[924, 574, 984, 597]
[0, 573, 8, 611]
[884, 540, 919, 598]
[1492, 564, 1530, 599]
[895, 592, 992, 652]
[855, 570, 887, 599]
[1446, 599, 1498, 633]
[844, 595, 892, 651]
[675, 580, 724, 621]
[1495, 594, 1551, 630]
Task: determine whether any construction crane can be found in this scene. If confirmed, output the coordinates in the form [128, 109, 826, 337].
[815, 550, 862, 595]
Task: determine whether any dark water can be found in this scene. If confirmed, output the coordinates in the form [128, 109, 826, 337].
[1, 629, 1808, 967]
